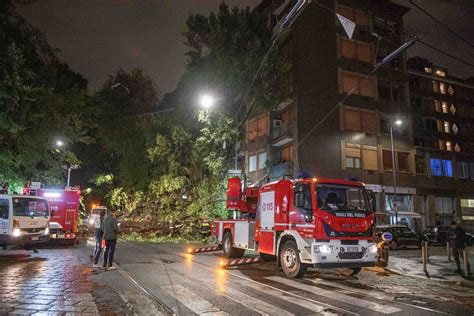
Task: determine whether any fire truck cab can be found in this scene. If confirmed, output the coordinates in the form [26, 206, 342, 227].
[24, 182, 80, 245]
[213, 176, 378, 277]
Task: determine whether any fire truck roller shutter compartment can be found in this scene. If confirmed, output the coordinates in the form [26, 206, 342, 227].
[258, 191, 276, 254]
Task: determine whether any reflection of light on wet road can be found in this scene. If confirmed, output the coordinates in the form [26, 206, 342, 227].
[183, 253, 193, 268]
[215, 267, 228, 293]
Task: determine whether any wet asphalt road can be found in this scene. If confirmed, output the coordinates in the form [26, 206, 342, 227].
[1, 241, 474, 315]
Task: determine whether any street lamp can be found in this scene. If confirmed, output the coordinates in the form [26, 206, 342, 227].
[199, 94, 215, 109]
[390, 118, 403, 225]
[55, 139, 64, 148]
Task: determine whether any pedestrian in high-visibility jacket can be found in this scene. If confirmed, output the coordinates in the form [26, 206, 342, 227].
[102, 209, 119, 270]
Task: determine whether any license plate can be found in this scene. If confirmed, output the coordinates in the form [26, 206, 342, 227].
[346, 247, 358, 252]
[31, 236, 39, 241]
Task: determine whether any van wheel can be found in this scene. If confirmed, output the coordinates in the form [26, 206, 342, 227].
[222, 232, 244, 259]
[339, 267, 362, 276]
[280, 240, 307, 278]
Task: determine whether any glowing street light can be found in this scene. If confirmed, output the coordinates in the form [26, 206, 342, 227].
[199, 94, 215, 109]
[55, 139, 64, 147]
[394, 119, 403, 126]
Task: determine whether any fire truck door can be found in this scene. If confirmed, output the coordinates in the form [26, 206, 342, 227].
[289, 183, 312, 230]
[257, 191, 275, 254]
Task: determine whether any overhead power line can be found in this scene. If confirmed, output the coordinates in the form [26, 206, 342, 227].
[409, 0, 474, 49]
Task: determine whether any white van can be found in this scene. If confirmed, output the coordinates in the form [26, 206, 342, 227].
[88, 206, 107, 228]
[0, 195, 50, 247]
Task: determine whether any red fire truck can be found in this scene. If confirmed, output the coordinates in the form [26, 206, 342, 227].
[24, 183, 80, 245]
[212, 176, 378, 277]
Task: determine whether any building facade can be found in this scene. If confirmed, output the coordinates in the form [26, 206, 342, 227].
[244, 0, 474, 232]
[408, 57, 474, 232]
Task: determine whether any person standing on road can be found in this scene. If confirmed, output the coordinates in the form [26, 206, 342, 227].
[92, 210, 106, 268]
[449, 221, 471, 276]
[102, 209, 119, 270]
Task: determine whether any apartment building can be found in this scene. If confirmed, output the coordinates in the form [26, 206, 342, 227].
[245, 0, 426, 228]
[408, 57, 474, 231]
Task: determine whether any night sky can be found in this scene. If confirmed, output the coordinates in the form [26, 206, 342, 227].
[16, 0, 474, 95]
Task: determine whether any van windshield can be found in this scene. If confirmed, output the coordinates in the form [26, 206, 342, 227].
[316, 184, 371, 215]
[91, 208, 106, 215]
[13, 197, 49, 217]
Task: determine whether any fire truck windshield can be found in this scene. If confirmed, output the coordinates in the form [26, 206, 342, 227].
[316, 184, 370, 214]
[13, 197, 49, 217]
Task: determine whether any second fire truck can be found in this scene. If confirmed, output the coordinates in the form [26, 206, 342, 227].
[212, 176, 378, 277]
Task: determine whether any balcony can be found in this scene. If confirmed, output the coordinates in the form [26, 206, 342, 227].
[272, 123, 293, 147]
[269, 162, 293, 181]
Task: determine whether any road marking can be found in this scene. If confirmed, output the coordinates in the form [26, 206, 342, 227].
[266, 276, 401, 314]
[243, 281, 341, 315]
[161, 284, 228, 315]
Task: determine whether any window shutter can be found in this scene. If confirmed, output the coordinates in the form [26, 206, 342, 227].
[340, 38, 356, 59]
[357, 42, 371, 63]
[342, 71, 358, 94]
[346, 146, 361, 158]
[397, 152, 409, 172]
[362, 148, 378, 170]
[382, 150, 393, 170]
[361, 111, 377, 133]
[344, 108, 361, 131]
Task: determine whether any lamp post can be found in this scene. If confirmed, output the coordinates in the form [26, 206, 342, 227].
[54, 138, 79, 188]
[390, 118, 403, 225]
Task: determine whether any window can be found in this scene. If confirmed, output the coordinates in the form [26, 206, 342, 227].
[258, 152, 267, 170]
[281, 145, 293, 162]
[458, 161, 469, 179]
[362, 147, 378, 170]
[342, 107, 377, 133]
[435, 70, 446, 77]
[341, 70, 377, 98]
[454, 143, 461, 152]
[345, 145, 361, 169]
[435, 197, 453, 214]
[438, 140, 445, 151]
[450, 104, 456, 115]
[442, 101, 448, 113]
[246, 115, 268, 141]
[444, 121, 450, 133]
[434, 100, 442, 112]
[429, 158, 454, 176]
[0, 199, 8, 219]
[249, 155, 257, 172]
[294, 184, 312, 212]
[340, 38, 373, 63]
[430, 158, 442, 176]
[432, 81, 439, 93]
[446, 141, 452, 152]
[397, 152, 409, 172]
[416, 156, 426, 174]
[448, 85, 454, 96]
[382, 150, 393, 171]
[440, 82, 446, 94]
[424, 67, 432, 73]
[470, 163, 474, 179]
[12, 198, 48, 217]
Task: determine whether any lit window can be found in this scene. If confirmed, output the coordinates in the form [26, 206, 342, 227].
[452, 124, 459, 135]
[434, 100, 441, 112]
[430, 158, 442, 176]
[424, 67, 432, 73]
[442, 101, 448, 113]
[249, 155, 257, 172]
[448, 85, 454, 96]
[441, 159, 453, 177]
[432, 81, 439, 93]
[446, 141, 452, 151]
[258, 152, 267, 170]
[435, 70, 446, 77]
[450, 104, 456, 115]
[440, 82, 446, 94]
[444, 121, 450, 133]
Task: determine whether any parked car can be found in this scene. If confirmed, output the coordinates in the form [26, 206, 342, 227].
[424, 225, 450, 245]
[376, 225, 427, 250]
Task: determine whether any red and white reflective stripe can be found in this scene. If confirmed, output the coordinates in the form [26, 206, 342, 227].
[224, 257, 261, 268]
[192, 245, 221, 253]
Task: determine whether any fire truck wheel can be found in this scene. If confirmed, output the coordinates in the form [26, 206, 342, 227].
[222, 232, 244, 258]
[280, 240, 307, 278]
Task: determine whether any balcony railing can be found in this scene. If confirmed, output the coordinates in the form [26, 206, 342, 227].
[272, 123, 293, 140]
[269, 162, 293, 181]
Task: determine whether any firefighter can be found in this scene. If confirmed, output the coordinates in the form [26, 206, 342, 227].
[200, 217, 211, 241]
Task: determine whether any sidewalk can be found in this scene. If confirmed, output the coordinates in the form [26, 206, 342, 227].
[386, 252, 473, 284]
